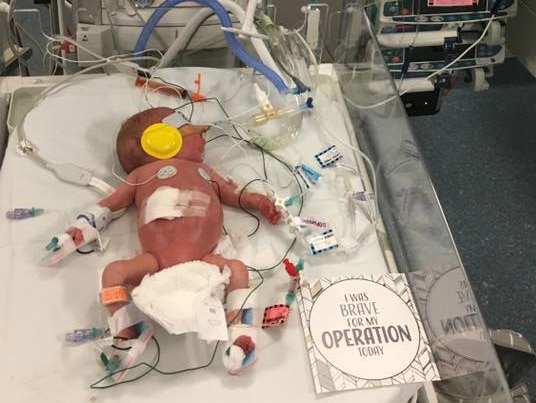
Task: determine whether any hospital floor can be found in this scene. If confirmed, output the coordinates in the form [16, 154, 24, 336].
[409, 57, 536, 398]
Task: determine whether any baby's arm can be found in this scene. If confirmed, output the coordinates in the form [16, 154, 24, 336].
[203, 165, 281, 224]
[59, 173, 137, 248]
[42, 172, 140, 265]
[97, 172, 138, 212]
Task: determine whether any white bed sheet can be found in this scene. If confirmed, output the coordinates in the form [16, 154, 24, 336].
[0, 68, 419, 403]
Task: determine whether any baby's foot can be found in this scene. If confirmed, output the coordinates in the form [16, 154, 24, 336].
[115, 325, 138, 341]
[223, 326, 258, 374]
[223, 289, 258, 375]
[100, 322, 153, 382]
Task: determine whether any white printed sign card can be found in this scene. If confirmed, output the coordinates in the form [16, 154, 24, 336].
[296, 273, 440, 394]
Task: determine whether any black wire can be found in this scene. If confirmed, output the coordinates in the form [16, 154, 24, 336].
[208, 179, 228, 235]
[208, 179, 221, 199]
[237, 179, 262, 237]
[141, 75, 190, 106]
[180, 12, 215, 56]
[185, 91, 194, 121]
[90, 269, 266, 388]
[76, 248, 95, 255]
[176, 97, 243, 140]
[89, 97, 304, 389]
[246, 238, 298, 273]
[324, 43, 336, 63]
[260, 148, 268, 180]
[204, 129, 305, 239]
[90, 336, 161, 389]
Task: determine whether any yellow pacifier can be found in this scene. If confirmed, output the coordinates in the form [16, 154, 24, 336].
[141, 123, 183, 159]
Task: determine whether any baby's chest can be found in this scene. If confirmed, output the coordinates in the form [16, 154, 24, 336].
[135, 163, 213, 204]
[154, 163, 211, 186]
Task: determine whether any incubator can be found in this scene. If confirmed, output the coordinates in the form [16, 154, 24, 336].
[0, 1, 521, 403]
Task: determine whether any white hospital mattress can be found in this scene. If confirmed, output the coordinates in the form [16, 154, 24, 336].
[0, 68, 418, 403]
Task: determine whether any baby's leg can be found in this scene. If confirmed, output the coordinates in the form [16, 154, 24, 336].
[101, 253, 160, 339]
[201, 254, 248, 323]
[202, 254, 257, 374]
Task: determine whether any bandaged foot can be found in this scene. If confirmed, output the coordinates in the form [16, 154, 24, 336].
[222, 288, 258, 375]
[100, 298, 152, 382]
[99, 320, 153, 382]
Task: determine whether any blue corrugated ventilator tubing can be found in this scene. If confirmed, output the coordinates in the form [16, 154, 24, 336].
[133, 0, 290, 93]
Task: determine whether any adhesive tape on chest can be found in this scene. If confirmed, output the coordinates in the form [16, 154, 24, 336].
[141, 123, 183, 159]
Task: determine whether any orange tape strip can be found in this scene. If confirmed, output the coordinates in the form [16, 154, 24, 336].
[101, 286, 129, 305]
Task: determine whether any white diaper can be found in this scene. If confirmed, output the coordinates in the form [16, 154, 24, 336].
[131, 261, 230, 341]
[141, 186, 211, 225]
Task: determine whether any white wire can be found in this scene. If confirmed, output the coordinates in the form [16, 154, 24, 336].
[207, 123, 249, 159]
[295, 9, 308, 33]
[215, 137, 250, 165]
[315, 108, 379, 222]
[424, 15, 495, 81]
[338, 162, 360, 176]
[17, 56, 162, 167]
[108, 122, 158, 187]
[111, 159, 157, 187]
[342, 15, 495, 110]
[139, 74, 187, 110]
[343, 91, 401, 110]
[45, 35, 164, 65]
[293, 28, 319, 68]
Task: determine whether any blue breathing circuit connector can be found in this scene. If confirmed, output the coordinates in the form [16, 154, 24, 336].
[133, 0, 290, 93]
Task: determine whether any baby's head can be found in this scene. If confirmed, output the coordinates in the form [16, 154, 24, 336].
[116, 107, 208, 173]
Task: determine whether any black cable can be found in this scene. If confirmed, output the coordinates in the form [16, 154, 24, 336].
[76, 248, 95, 255]
[238, 178, 262, 237]
[181, 12, 215, 57]
[246, 238, 297, 273]
[208, 179, 228, 235]
[90, 336, 162, 389]
[490, 0, 506, 14]
[324, 43, 336, 63]
[89, 96, 304, 389]
[146, 75, 193, 119]
[208, 179, 221, 199]
[260, 148, 268, 180]
[91, 269, 266, 389]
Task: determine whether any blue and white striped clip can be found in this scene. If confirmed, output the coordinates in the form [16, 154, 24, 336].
[299, 163, 321, 185]
[308, 229, 339, 255]
[314, 145, 342, 168]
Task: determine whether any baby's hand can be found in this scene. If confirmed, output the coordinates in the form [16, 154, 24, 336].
[42, 221, 97, 266]
[256, 195, 281, 225]
[65, 227, 85, 247]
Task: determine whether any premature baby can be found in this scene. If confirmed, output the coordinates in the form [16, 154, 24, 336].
[62, 107, 281, 376]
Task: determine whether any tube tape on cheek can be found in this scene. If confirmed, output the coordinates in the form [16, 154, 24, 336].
[77, 205, 112, 231]
[101, 286, 129, 306]
[162, 111, 190, 128]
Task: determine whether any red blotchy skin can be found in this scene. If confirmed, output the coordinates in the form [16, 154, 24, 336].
[233, 335, 255, 356]
[97, 108, 281, 268]
[81, 108, 281, 340]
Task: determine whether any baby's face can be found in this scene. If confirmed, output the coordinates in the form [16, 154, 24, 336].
[116, 108, 210, 172]
[178, 125, 209, 163]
